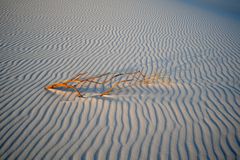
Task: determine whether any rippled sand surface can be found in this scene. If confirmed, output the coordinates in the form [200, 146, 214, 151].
[1, 0, 240, 159]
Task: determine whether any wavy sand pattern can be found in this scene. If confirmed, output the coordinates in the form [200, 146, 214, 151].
[0, 0, 240, 159]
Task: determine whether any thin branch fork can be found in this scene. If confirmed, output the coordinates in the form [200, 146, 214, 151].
[45, 70, 146, 97]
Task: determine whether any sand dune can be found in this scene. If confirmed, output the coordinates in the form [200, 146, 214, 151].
[1, 0, 240, 159]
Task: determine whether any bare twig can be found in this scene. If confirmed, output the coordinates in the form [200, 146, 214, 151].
[45, 70, 150, 97]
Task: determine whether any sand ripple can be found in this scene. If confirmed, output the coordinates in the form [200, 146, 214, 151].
[0, 0, 240, 159]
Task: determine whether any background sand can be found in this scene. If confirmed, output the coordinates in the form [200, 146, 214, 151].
[0, 0, 240, 159]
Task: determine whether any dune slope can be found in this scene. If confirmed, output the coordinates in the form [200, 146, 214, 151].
[0, 0, 240, 159]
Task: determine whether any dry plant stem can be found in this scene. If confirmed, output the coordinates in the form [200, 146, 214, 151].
[81, 72, 112, 81]
[86, 71, 145, 85]
[45, 70, 147, 97]
[71, 72, 87, 80]
[100, 79, 134, 96]
[45, 83, 83, 97]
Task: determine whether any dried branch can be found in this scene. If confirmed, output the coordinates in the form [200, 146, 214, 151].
[45, 70, 150, 97]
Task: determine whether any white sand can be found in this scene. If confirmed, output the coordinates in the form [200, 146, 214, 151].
[0, 0, 240, 159]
